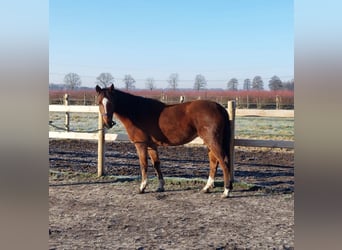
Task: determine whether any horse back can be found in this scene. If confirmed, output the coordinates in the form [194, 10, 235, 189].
[157, 100, 229, 145]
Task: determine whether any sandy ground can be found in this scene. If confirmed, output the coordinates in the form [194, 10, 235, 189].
[49, 140, 294, 249]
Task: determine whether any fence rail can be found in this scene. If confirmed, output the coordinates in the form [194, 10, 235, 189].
[235, 109, 293, 118]
[49, 98, 294, 177]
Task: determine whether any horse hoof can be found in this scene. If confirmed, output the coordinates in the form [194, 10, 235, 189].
[220, 191, 230, 198]
[201, 188, 210, 194]
[156, 187, 165, 192]
[138, 189, 145, 194]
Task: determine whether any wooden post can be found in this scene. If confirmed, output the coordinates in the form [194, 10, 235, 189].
[64, 94, 70, 132]
[227, 100, 236, 183]
[97, 112, 105, 177]
[276, 95, 280, 110]
[246, 95, 249, 109]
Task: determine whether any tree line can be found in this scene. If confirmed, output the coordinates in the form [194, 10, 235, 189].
[56, 72, 294, 91]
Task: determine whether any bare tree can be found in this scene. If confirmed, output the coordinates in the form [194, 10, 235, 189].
[145, 77, 156, 90]
[227, 78, 238, 91]
[193, 74, 207, 91]
[64, 72, 81, 89]
[282, 79, 294, 91]
[123, 74, 135, 90]
[268, 75, 283, 90]
[243, 78, 251, 90]
[252, 76, 264, 90]
[96, 73, 114, 87]
[167, 73, 179, 90]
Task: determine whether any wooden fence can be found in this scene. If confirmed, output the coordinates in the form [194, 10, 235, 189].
[49, 97, 294, 177]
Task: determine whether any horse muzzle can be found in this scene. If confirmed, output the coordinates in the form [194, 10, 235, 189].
[102, 113, 116, 128]
[104, 120, 116, 129]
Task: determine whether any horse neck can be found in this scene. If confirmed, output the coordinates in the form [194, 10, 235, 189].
[112, 89, 164, 117]
[112, 89, 135, 115]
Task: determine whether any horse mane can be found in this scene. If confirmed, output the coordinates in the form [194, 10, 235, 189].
[112, 89, 166, 118]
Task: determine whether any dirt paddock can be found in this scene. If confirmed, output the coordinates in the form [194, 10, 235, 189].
[49, 139, 294, 249]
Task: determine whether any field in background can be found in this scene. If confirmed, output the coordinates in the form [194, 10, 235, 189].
[49, 112, 294, 141]
[49, 89, 294, 141]
[49, 89, 294, 109]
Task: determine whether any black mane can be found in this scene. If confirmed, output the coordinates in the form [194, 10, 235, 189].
[112, 89, 166, 118]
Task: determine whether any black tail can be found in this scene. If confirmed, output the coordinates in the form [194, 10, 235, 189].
[221, 106, 234, 188]
[221, 107, 231, 162]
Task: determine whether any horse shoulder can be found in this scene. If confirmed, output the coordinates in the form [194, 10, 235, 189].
[114, 114, 138, 136]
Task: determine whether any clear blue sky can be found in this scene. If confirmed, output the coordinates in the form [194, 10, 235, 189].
[49, 0, 293, 89]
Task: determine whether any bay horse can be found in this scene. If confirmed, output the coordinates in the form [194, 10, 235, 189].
[96, 84, 233, 198]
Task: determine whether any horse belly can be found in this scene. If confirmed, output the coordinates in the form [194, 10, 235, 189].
[157, 104, 208, 146]
[157, 123, 197, 146]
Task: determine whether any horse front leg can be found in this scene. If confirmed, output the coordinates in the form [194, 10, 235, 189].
[135, 143, 149, 193]
[148, 147, 165, 192]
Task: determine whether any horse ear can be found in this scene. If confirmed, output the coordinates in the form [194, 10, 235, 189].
[95, 85, 101, 93]
[109, 83, 115, 92]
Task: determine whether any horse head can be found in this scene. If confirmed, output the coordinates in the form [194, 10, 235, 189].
[95, 84, 116, 129]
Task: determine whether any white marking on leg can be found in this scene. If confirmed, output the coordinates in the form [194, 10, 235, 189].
[222, 188, 230, 198]
[203, 176, 215, 191]
[140, 178, 148, 192]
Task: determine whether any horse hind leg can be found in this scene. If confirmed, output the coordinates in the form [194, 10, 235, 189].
[202, 150, 218, 193]
[148, 147, 165, 192]
[218, 154, 233, 198]
[207, 143, 232, 198]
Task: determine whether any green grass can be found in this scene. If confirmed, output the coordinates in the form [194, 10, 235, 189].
[235, 116, 294, 140]
[49, 170, 260, 192]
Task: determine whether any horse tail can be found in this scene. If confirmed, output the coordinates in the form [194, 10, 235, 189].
[221, 105, 231, 161]
[221, 105, 233, 188]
